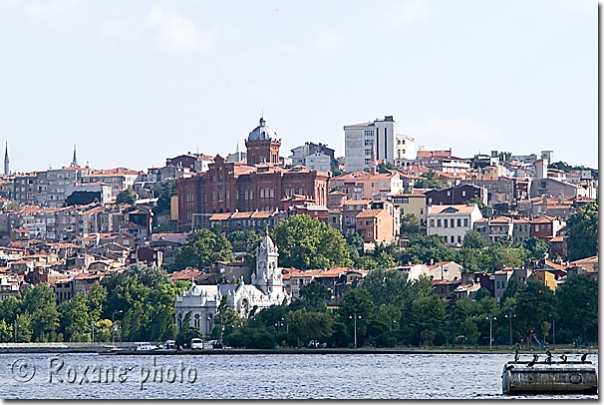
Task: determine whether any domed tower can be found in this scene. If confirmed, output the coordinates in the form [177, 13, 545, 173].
[245, 117, 281, 165]
[251, 229, 283, 295]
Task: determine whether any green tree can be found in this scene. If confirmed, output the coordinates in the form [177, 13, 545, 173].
[228, 229, 262, 252]
[412, 295, 448, 346]
[14, 312, 33, 342]
[271, 214, 352, 269]
[20, 284, 60, 342]
[400, 234, 456, 264]
[462, 230, 487, 249]
[174, 229, 234, 270]
[457, 318, 480, 344]
[414, 170, 447, 190]
[360, 269, 412, 308]
[176, 312, 202, 346]
[514, 281, 557, 339]
[463, 196, 486, 209]
[556, 274, 598, 343]
[152, 179, 176, 216]
[338, 289, 374, 345]
[299, 282, 331, 312]
[0, 319, 13, 342]
[58, 293, 91, 342]
[523, 237, 548, 260]
[288, 309, 333, 346]
[566, 201, 598, 261]
[4, 200, 22, 211]
[400, 213, 421, 235]
[116, 186, 138, 205]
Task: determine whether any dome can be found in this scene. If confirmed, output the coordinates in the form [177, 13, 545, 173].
[248, 117, 278, 142]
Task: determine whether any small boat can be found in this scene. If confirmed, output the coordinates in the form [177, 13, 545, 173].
[502, 354, 597, 395]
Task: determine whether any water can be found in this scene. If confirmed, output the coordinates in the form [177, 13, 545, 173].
[0, 352, 598, 399]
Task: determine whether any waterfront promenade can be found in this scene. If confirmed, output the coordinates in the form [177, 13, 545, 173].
[0, 342, 596, 355]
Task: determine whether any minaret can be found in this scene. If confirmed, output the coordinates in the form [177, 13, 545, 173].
[369, 146, 377, 175]
[71, 144, 78, 167]
[4, 142, 9, 175]
[235, 142, 241, 162]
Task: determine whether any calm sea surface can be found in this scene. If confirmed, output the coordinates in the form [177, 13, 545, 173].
[0, 352, 598, 399]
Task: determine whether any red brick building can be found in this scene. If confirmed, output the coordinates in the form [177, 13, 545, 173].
[176, 118, 329, 231]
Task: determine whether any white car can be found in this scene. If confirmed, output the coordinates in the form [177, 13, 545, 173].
[190, 338, 204, 350]
[134, 342, 158, 351]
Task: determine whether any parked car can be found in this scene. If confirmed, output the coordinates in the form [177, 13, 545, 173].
[164, 340, 176, 349]
[190, 338, 204, 350]
[134, 342, 158, 351]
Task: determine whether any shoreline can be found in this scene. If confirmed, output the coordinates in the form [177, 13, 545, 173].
[0, 347, 597, 355]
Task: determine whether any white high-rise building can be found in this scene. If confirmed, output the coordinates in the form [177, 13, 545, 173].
[344, 115, 415, 173]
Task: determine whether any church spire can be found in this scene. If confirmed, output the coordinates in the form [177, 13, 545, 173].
[4, 142, 9, 175]
[71, 144, 78, 167]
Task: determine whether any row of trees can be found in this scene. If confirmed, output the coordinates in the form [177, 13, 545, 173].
[0, 265, 190, 343]
[179, 269, 597, 350]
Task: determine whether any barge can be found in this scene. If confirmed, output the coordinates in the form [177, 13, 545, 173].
[502, 356, 597, 395]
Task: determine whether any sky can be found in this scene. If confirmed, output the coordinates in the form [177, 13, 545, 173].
[0, 0, 598, 173]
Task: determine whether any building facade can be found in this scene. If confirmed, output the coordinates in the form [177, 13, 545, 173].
[344, 115, 415, 172]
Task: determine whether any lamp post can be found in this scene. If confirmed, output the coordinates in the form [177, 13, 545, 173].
[505, 312, 516, 346]
[486, 316, 497, 350]
[549, 314, 556, 348]
[112, 310, 123, 345]
[349, 313, 361, 348]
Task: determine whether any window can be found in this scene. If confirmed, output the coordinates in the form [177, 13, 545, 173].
[430, 219, 434, 227]
[428, 198, 433, 204]
[450, 236, 455, 244]
[535, 225, 539, 232]
[364, 130, 374, 137]
[364, 140, 373, 146]
[457, 218, 461, 227]
[437, 219, 441, 227]
[260, 189, 265, 198]
[444, 219, 448, 228]
[541, 225, 545, 231]
[462, 190, 466, 197]
[365, 220, 371, 226]
[364, 159, 370, 165]
[547, 224, 551, 232]
[420, 208, 424, 215]
[458, 235, 462, 243]
[365, 149, 372, 156]
[464, 218, 468, 227]
[450, 218, 455, 228]
[447, 191, 451, 196]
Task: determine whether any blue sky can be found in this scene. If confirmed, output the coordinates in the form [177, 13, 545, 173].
[0, 0, 597, 173]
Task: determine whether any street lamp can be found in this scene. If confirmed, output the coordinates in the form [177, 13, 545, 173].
[112, 310, 123, 345]
[549, 314, 556, 348]
[349, 313, 361, 348]
[504, 312, 516, 346]
[486, 316, 497, 350]
[90, 322, 95, 346]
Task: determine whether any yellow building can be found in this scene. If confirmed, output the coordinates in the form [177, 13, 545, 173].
[530, 270, 557, 291]
[389, 190, 427, 226]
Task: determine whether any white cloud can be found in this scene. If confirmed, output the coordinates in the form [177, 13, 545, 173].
[316, 31, 342, 50]
[144, 5, 218, 55]
[405, 118, 502, 153]
[387, 0, 431, 27]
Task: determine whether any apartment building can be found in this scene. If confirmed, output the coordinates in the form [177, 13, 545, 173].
[344, 115, 415, 172]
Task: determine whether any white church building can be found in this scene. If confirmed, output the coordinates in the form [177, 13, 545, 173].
[174, 232, 289, 337]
